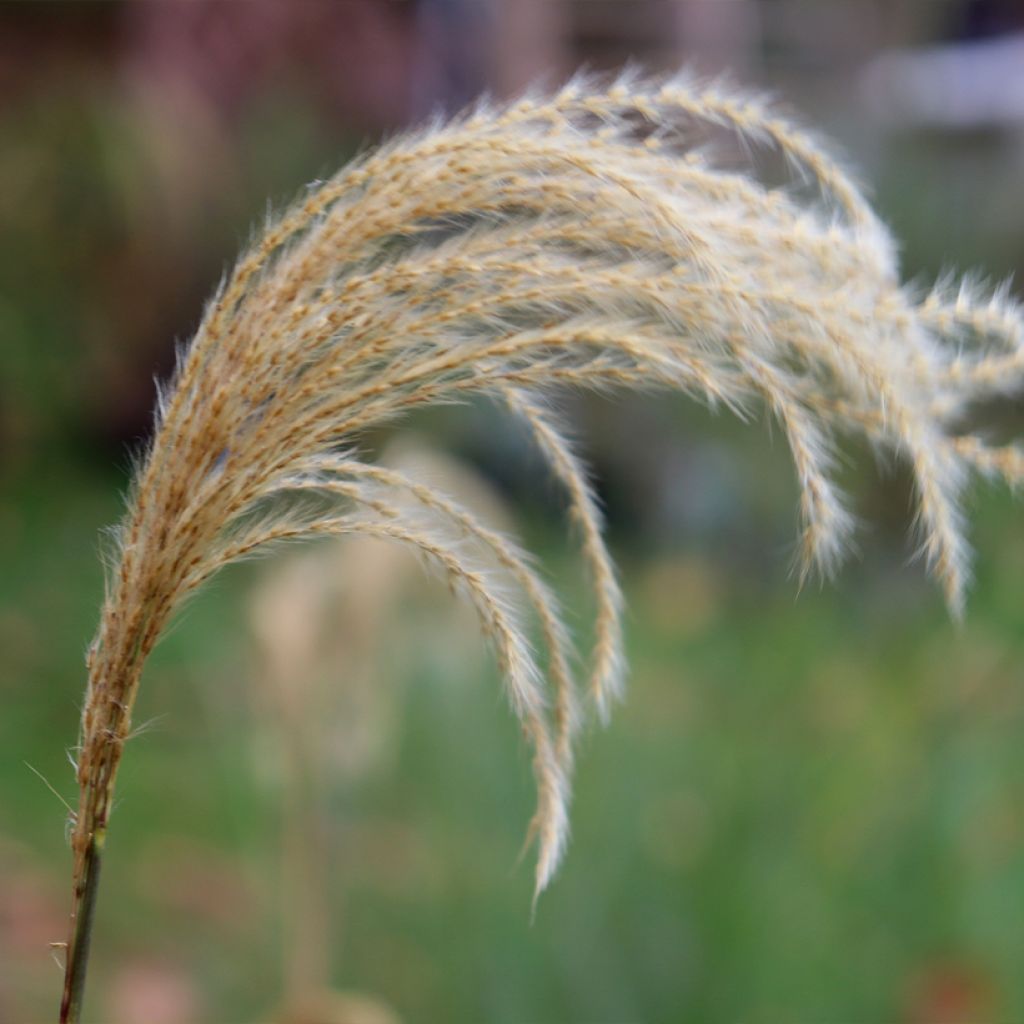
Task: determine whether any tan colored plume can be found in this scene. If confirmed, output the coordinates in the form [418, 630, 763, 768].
[60, 71, 1024, 1021]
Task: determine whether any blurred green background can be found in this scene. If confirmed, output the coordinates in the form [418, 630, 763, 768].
[2, 2, 1024, 1022]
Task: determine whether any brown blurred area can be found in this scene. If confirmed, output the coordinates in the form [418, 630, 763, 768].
[4, 0, 1022, 472]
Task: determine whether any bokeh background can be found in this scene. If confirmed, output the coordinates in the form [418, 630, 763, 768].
[3, 2, 1024, 1021]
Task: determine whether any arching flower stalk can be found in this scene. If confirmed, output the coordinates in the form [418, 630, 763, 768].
[59, 72, 1024, 1022]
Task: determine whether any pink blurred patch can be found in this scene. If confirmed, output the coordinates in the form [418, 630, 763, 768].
[107, 959, 203, 1024]
[903, 960, 998, 1024]
[0, 839, 68, 1020]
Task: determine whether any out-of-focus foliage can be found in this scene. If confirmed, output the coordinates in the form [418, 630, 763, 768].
[4, 467, 1023, 1022]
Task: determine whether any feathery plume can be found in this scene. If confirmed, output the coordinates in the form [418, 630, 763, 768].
[60, 72, 1024, 1021]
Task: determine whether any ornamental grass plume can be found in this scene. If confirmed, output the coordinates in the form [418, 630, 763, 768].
[60, 72, 1024, 1021]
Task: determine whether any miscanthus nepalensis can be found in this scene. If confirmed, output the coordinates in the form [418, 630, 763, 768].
[59, 73, 1024, 1021]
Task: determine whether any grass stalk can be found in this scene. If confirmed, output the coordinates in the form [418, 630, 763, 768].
[59, 829, 104, 1024]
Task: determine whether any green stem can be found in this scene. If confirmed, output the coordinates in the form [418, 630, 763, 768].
[59, 830, 104, 1024]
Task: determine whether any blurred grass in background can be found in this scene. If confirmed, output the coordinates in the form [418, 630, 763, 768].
[2, 2, 1023, 1021]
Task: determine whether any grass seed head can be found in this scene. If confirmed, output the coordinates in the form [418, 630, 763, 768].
[70, 72, 1024, 909]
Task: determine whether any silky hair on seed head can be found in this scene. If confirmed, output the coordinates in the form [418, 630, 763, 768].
[59, 70, 1024, 1021]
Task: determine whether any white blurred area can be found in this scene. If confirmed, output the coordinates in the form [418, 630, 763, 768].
[862, 31, 1024, 130]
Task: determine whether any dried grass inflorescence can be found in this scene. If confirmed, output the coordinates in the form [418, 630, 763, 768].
[62, 72, 1023, 1012]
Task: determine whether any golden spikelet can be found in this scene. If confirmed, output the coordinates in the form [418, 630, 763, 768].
[60, 71, 1024, 1020]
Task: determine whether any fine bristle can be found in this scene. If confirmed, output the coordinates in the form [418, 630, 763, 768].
[67, 71, 1024, 918]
